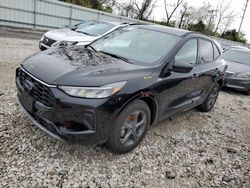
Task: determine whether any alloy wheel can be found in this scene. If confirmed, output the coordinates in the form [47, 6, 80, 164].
[207, 87, 219, 109]
[120, 110, 147, 147]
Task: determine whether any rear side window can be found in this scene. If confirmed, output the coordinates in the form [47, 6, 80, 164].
[213, 43, 220, 59]
[200, 39, 214, 63]
[175, 39, 198, 65]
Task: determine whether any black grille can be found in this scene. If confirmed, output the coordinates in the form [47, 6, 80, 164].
[42, 36, 56, 47]
[18, 68, 54, 107]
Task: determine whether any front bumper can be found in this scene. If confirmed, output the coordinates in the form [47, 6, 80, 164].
[224, 77, 250, 92]
[17, 98, 65, 142]
[16, 68, 117, 145]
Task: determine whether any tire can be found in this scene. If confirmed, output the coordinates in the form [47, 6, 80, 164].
[107, 100, 151, 154]
[199, 83, 220, 112]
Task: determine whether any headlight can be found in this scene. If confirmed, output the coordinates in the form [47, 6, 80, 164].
[41, 35, 45, 41]
[51, 41, 78, 48]
[235, 72, 250, 78]
[59, 81, 127, 98]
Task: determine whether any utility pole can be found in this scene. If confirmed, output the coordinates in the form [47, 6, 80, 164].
[238, 0, 249, 33]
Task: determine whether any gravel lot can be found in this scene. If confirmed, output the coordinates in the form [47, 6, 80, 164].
[0, 30, 249, 188]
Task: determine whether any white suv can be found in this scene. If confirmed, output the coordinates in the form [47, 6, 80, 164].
[39, 20, 129, 50]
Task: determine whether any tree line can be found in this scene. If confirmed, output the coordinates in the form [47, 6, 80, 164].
[59, 0, 247, 43]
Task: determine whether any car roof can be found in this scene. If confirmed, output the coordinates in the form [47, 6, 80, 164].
[135, 24, 191, 37]
[89, 20, 131, 26]
[85, 20, 192, 36]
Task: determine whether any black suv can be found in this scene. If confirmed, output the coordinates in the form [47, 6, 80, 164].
[16, 25, 227, 153]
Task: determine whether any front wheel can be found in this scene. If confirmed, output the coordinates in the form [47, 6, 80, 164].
[199, 83, 220, 112]
[107, 100, 151, 154]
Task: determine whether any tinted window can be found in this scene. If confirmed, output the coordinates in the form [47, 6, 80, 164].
[223, 50, 250, 65]
[200, 39, 214, 63]
[213, 43, 220, 59]
[91, 27, 181, 65]
[175, 39, 198, 65]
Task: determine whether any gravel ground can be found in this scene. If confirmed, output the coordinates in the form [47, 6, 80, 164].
[0, 35, 250, 188]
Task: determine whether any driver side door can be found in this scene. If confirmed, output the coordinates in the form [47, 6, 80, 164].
[158, 38, 201, 120]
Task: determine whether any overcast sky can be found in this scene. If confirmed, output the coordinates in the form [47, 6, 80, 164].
[145, 0, 250, 42]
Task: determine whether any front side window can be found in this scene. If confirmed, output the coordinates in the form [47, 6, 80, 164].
[175, 39, 198, 65]
[223, 50, 250, 65]
[90, 26, 181, 65]
[200, 39, 214, 63]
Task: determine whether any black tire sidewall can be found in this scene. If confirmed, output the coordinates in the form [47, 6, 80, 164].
[199, 83, 220, 112]
[108, 100, 151, 153]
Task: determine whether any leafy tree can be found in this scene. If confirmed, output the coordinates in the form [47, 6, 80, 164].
[188, 20, 207, 33]
[221, 29, 247, 44]
[59, 0, 115, 13]
[150, 20, 176, 27]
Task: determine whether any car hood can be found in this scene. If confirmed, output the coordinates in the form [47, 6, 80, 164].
[226, 60, 250, 73]
[21, 47, 154, 86]
[44, 28, 97, 42]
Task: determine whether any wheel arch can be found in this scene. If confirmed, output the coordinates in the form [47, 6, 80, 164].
[118, 93, 158, 125]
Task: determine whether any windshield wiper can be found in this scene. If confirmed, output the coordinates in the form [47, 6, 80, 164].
[64, 25, 77, 30]
[99, 51, 134, 64]
[86, 45, 97, 52]
[76, 30, 94, 36]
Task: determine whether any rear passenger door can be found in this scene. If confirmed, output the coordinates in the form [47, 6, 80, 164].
[195, 39, 221, 103]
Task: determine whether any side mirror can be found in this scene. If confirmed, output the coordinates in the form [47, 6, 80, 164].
[171, 60, 193, 73]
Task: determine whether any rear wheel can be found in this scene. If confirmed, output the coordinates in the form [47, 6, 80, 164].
[107, 100, 151, 154]
[199, 83, 220, 112]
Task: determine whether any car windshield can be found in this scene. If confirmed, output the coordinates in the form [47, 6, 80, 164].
[75, 21, 115, 36]
[223, 50, 250, 65]
[90, 26, 181, 65]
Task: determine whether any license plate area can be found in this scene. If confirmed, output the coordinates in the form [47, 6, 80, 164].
[19, 91, 35, 112]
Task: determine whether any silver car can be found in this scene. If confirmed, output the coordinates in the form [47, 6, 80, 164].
[39, 20, 128, 50]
